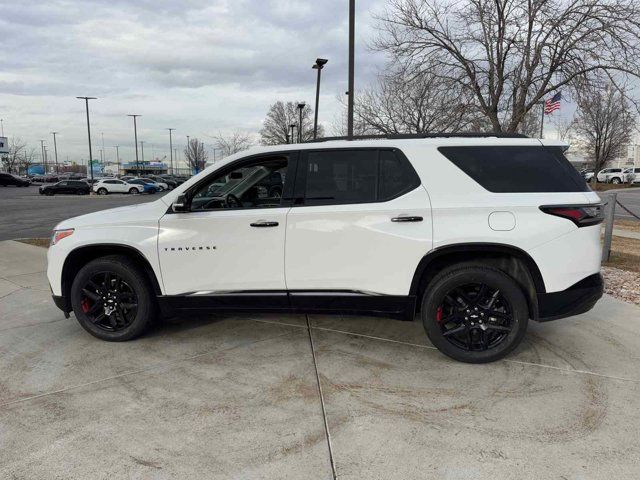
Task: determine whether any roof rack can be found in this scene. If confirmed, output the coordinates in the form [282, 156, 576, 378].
[303, 132, 528, 143]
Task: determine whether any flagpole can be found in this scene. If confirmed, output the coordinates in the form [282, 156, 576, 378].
[539, 101, 545, 138]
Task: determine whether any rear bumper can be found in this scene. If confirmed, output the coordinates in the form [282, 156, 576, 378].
[535, 273, 603, 322]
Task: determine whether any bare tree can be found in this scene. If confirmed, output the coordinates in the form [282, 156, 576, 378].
[260, 101, 323, 145]
[18, 146, 38, 175]
[355, 65, 482, 134]
[1, 137, 25, 174]
[213, 131, 253, 158]
[573, 81, 635, 172]
[184, 138, 208, 174]
[551, 115, 575, 141]
[376, 0, 640, 133]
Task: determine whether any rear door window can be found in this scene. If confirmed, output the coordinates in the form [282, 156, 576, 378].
[438, 146, 589, 193]
[300, 149, 420, 206]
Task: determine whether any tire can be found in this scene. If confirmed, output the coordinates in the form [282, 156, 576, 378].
[70, 255, 155, 341]
[129, 188, 139, 195]
[46, 191, 54, 196]
[76, 189, 84, 195]
[421, 263, 529, 363]
[97, 188, 108, 195]
[611, 177, 621, 184]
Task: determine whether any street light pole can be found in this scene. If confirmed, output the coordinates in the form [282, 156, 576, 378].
[312, 58, 328, 139]
[166, 128, 175, 175]
[347, 0, 355, 139]
[114, 145, 120, 175]
[289, 124, 296, 144]
[77, 97, 97, 182]
[297, 102, 306, 143]
[39, 139, 46, 174]
[140, 141, 145, 164]
[51, 131, 59, 173]
[127, 114, 141, 176]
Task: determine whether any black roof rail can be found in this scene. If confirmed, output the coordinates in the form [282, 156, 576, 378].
[302, 132, 528, 143]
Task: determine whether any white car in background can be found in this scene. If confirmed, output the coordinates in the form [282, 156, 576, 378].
[93, 179, 144, 195]
[596, 168, 624, 184]
[623, 167, 639, 183]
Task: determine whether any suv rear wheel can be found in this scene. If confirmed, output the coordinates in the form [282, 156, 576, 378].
[70, 255, 155, 341]
[421, 263, 528, 363]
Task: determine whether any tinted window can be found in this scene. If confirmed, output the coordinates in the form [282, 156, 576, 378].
[378, 150, 421, 201]
[439, 146, 589, 193]
[304, 150, 377, 205]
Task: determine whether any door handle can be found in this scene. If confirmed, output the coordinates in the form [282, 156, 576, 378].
[250, 221, 279, 227]
[391, 216, 423, 222]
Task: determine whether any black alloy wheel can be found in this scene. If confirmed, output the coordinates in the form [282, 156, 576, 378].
[79, 271, 138, 332]
[422, 263, 528, 363]
[71, 255, 155, 341]
[435, 283, 513, 352]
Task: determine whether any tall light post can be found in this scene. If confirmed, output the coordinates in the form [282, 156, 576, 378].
[127, 114, 141, 175]
[101, 132, 106, 163]
[347, 0, 355, 139]
[297, 102, 306, 143]
[289, 124, 296, 144]
[114, 145, 120, 175]
[51, 131, 59, 173]
[39, 139, 46, 173]
[166, 128, 175, 175]
[140, 141, 145, 163]
[77, 97, 97, 182]
[312, 58, 328, 139]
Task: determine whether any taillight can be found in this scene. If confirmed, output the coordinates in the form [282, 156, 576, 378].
[51, 228, 74, 246]
[539, 204, 604, 227]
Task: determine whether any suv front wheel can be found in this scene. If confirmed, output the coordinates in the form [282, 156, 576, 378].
[70, 255, 155, 341]
[421, 263, 528, 363]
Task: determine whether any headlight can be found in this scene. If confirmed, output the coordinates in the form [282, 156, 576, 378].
[51, 228, 74, 246]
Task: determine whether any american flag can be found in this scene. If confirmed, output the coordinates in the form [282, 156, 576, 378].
[544, 92, 562, 114]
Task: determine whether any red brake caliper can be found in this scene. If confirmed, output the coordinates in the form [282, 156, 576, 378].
[81, 299, 90, 313]
[436, 306, 443, 323]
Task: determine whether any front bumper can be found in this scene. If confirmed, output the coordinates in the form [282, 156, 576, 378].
[535, 273, 603, 322]
[52, 294, 71, 318]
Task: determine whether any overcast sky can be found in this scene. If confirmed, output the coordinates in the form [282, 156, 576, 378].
[0, 0, 388, 164]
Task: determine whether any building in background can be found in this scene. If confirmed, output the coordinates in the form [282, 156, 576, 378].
[0, 137, 8, 156]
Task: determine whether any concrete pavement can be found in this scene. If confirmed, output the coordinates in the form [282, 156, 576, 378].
[2, 240, 640, 478]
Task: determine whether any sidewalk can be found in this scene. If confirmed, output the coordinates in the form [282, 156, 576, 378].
[613, 228, 640, 240]
[2, 240, 640, 479]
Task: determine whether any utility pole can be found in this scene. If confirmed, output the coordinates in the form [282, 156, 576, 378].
[40, 139, 46, 174]
[77, 97, 97, 183]
[140, 141, 145, 163]
[127, 114, 141, 176]
[167, 128, 175, 175]
[51, 131, 59, 173]
[347, 0, 355, 139]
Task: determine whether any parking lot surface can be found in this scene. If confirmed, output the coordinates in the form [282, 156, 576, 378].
[2, 240, 640, 479]
[0, 185, 165, 241]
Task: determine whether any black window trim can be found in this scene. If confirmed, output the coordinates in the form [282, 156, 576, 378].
[292, 147, 421, 208]
[170, 150, 299, 214]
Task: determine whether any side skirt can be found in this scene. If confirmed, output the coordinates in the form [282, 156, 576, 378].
[157, 291, 416, 321]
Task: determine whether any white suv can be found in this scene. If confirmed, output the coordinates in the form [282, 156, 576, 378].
[93, 178, 144, 195]
[596, 168, 624, 184]
[47, 135, 604, 363]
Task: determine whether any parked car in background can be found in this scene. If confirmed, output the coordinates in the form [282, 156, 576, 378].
[159, 174, 184, 186]
[0, 172, 31, 187]
[126, 178, 159, 194]
[623, 167, 639, 183]
[93, 179, 144, 195]
[596, 167, 624, 184]
[39, 180, 90, 196]
[148, 174, 176, 189]
[140, 177, 168, 191]
[580, 169, 595, 183]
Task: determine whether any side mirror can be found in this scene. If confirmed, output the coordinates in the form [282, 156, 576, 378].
[172, 194, 189, 213]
